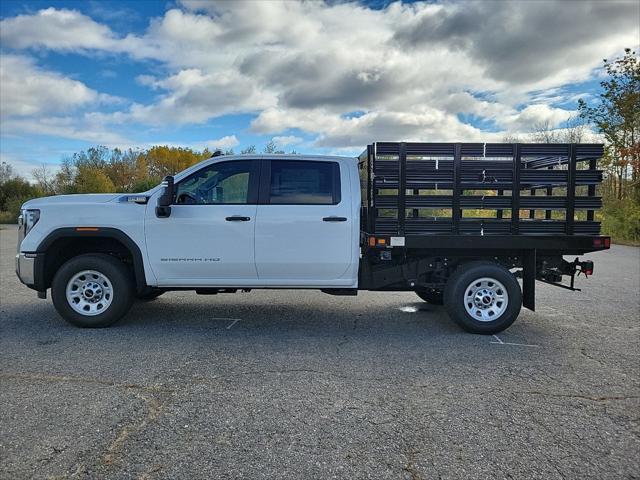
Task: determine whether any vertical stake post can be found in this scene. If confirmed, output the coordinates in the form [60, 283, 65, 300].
[511, 144, 521, 234]
[452, 143, 462, 234]
[398, 142, 407, 235]
[566, 144, 577, 235]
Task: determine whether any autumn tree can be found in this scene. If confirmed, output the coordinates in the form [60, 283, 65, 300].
[140, 146, 211, 179]
[579, 48, 640, 200]
[74, 166, 116, 193]
[103, 148, 145, 192]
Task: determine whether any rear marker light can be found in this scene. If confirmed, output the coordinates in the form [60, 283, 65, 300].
[76, 227, 99, 232]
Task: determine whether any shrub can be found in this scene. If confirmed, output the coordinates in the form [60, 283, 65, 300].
[132, 178, 161, 192]
[601, 198, 640, 244]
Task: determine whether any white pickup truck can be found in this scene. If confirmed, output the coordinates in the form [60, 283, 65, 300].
[16, 143, 610, 333]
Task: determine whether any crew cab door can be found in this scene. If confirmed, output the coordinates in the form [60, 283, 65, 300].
[254, 159, 356, 286]
[144, 159, 259, 286]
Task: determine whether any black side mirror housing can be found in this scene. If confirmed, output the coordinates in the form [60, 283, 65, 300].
[155, 176, 175, 218]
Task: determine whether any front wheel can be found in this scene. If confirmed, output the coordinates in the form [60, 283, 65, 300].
[444, 261, 522, 334]
[51, 254, 135, 328]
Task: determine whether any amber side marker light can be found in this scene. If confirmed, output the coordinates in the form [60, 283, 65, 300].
[377, 238, 387, 246]
[76, 227, 100, 232]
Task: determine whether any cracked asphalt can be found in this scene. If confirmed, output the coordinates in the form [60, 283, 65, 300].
[1, 224, 639, 479]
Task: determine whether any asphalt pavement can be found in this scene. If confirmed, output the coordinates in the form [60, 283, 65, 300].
[1, 224, 638, 479]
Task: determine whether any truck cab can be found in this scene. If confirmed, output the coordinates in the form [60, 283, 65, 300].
[143, 155, 360, 288]
[16, 155, 361, 328]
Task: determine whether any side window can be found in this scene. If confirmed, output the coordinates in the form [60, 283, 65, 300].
[175, 160, 256, 205]
[269, 161, 341, 205]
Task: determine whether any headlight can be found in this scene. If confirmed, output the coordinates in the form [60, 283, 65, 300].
[21, 209, 40, 236]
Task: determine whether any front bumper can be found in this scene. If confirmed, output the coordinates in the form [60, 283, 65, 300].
[15, 253, 37, 286]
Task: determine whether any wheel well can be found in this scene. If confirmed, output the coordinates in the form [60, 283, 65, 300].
[42, 236, 138, 290]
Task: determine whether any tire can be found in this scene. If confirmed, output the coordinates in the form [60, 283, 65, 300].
[51, 254, 135, 328]
[444, 261, 522, 334]
[136, 289, 164, 301]
[415, 289, 444, 305]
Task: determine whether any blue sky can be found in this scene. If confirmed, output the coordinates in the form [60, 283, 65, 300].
[1, 0, 638, 178]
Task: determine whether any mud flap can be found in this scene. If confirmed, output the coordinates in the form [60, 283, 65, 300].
[522, 249, 536, 311]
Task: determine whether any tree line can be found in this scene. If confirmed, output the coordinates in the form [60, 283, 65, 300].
[0, 142, 289, 223]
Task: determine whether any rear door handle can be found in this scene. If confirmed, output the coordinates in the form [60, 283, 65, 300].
[323, 216, 347, 222]
[225, 216, 251, 221]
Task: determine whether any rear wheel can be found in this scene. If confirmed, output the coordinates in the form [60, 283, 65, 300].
[415, 288, 444, 305]
[444, 261, 522, 334]
[51, 254, 135, 328]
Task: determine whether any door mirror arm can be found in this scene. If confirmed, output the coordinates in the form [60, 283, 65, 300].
[156, 176, 175, 218]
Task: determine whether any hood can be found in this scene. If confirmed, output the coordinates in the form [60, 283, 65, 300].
[22, 193, 121, 209]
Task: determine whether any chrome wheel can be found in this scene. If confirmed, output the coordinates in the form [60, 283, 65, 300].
[65, 270, 113, 316]
[464, 277, 509, 322]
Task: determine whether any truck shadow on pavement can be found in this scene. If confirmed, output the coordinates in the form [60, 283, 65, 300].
[1, 292, 550, 350]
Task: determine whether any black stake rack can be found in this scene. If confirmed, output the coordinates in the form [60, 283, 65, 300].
[358, 142, 604, 237]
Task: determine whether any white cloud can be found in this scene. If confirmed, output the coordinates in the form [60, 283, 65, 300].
[204, 135, 239, 151]
[0, 1, 638, 150]
[272, 135, 303, 146]
[0, 7, 119, 51]
[0, 54, 130, 147]
[500, 104, 574, 132]
[113, 68, 275, 125]
[0, 55, 105, 117]
[1, 116, 132, 145]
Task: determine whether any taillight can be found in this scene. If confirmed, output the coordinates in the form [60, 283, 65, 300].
[593, 237, 611, 249]
[579, 260, 594, 276]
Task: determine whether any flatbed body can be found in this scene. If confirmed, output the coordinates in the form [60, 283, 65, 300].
[356, 142, 609, 309]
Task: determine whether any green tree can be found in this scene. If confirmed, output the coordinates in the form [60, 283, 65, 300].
[263, 141, 285, 154]
[579, 48, 640, 200]
[0, 162, 14, 184]
[54, 157, 77, 194]
[0, 176, 42, 223]
[32, 164, 56, 195]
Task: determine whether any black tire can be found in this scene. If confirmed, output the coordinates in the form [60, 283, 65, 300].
[51, 254, 135, 328]
[415, 289, 444, 305]
[136, 289, 164, 301]
[444, 261, 522, 334]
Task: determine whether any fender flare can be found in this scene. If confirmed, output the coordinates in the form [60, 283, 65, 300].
[35, 227, 148, 292]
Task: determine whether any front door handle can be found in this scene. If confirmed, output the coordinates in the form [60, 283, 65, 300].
[225, 216, 251, 221]
[323, 216, 347, 222]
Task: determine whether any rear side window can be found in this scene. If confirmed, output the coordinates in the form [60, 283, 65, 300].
[269, 161, 341, 205]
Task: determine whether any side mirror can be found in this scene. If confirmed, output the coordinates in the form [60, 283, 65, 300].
[155, 176, 175, 218]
